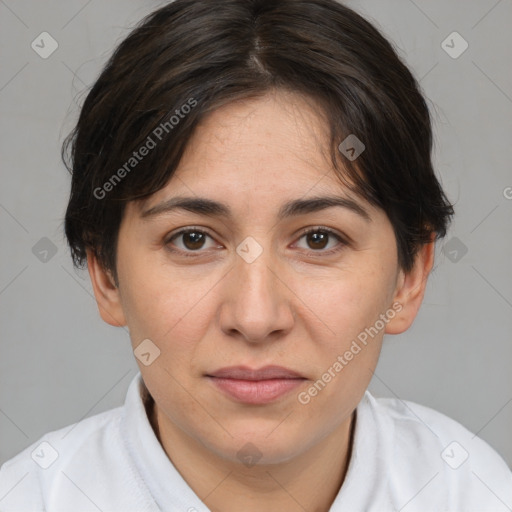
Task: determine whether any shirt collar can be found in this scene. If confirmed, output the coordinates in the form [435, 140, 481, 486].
[120, 372, 382, 511]
[120, 372, 210, 511]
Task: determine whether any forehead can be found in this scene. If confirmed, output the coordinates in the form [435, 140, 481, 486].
[178, 89, 331, 178]
[134, 89, 370, 216]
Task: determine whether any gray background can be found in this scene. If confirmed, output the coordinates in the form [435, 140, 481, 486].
[1, 0, 511, 470]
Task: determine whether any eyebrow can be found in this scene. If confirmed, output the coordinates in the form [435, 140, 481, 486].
[140, 195, 372, 223]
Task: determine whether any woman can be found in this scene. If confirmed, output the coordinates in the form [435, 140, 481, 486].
[1, 0, 510, 510]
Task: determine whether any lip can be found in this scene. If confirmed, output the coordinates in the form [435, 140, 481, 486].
[206, 365, 306, 405]
[207, 365, 304, 380]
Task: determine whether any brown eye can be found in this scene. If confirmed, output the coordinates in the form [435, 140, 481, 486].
[295, 227, 346, 255]
[181, 231, 207, 250]
[166, 228, 217, 255]
[305, 231, 329, 250]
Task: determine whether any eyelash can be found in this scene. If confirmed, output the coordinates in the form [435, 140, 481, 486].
[164, 226, 348, 258]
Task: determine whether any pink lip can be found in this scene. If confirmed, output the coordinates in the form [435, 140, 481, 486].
[206, 365, 306, 404]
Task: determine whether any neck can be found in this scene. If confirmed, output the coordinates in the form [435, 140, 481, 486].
[147, 396, 356, 512]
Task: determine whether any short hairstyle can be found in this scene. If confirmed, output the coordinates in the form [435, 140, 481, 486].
[62, 0, 454, 281]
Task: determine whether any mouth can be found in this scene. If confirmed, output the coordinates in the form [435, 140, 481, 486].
[205, 365, 307, 405]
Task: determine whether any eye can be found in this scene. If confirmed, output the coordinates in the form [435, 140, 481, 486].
[294, 227, 347, 255]
[165, 226, 347, 258]
[165, 227, 219, 256]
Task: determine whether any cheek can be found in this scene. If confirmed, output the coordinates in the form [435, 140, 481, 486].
[117, 253, 219, 347]
[290, 262, 395, 401]
[297, 262, 396, 405]
[293, 264, 395, 344]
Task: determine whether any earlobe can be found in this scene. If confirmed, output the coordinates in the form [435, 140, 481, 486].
[385, 238, 435, 335]
[86, 249, 127, 327]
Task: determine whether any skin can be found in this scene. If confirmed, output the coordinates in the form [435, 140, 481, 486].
[87, 88, 434, 512]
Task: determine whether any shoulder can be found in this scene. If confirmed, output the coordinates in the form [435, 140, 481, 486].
[0, 406, 128, 510]
[0, 374, 158, 511]
[363, 392, 512, 510]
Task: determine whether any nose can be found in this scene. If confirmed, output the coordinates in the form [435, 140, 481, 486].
[218, 241, 295, 344]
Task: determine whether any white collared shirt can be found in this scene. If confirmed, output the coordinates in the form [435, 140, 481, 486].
[1, 373, 511, 511]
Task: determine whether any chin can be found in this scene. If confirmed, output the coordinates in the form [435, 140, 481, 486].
[206, 426, 311, 467]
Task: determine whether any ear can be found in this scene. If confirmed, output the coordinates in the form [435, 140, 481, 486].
[385, 236, 435, 335]
[86, 249, 127, 327]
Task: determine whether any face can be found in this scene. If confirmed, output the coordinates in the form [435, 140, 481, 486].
[89, 89, 431, 466]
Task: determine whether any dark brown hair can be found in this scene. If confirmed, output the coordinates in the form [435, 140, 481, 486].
[62, 0, 454, 282]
